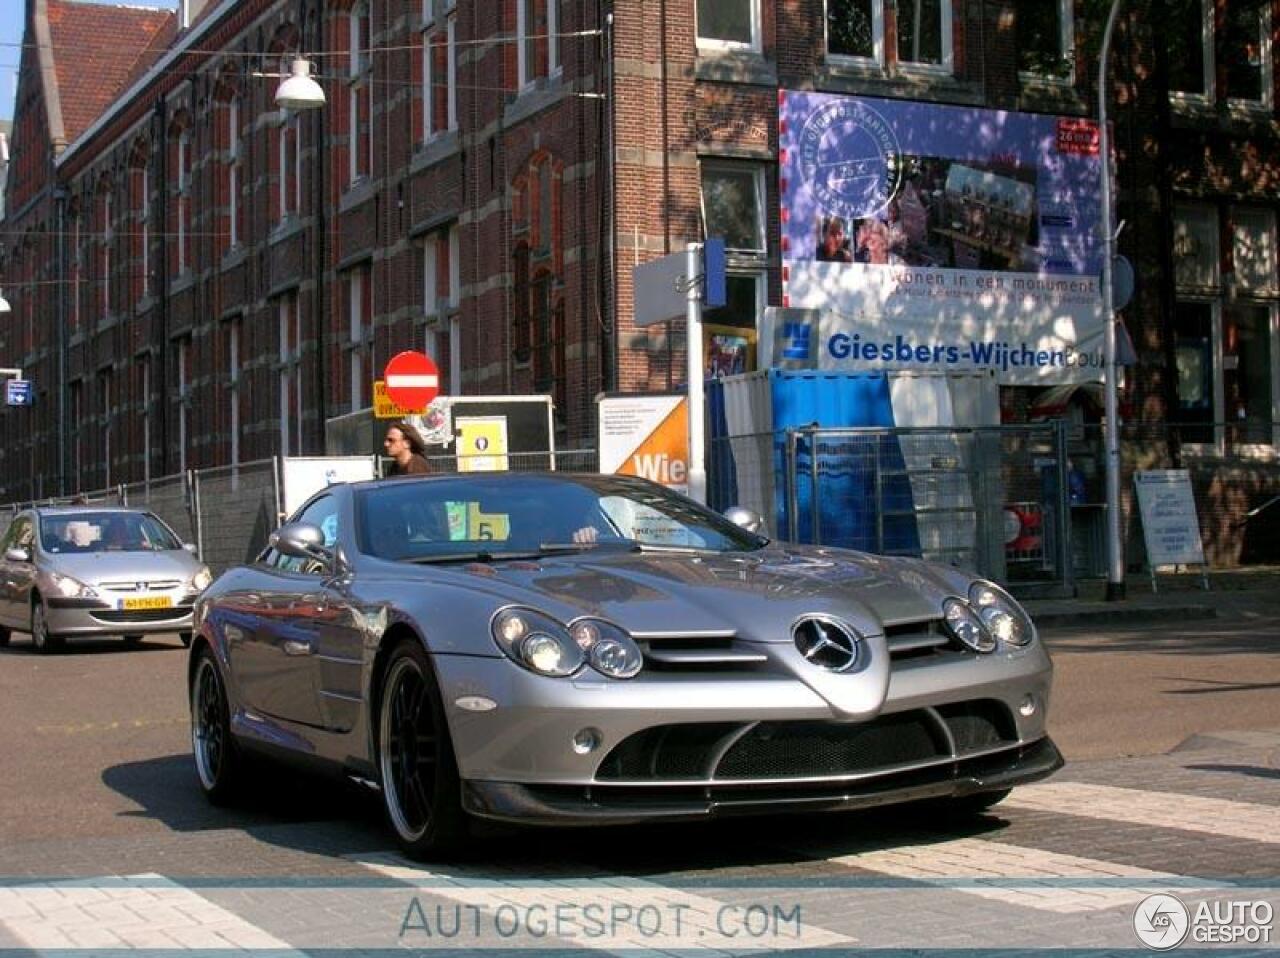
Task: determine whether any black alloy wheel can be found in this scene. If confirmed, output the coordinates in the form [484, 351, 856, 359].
[191, 648, 243, 804]
[377, 641, 464, 858]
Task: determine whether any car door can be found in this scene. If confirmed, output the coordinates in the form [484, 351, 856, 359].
[0, 515, 37, 628]
[228, 495, 339, 729]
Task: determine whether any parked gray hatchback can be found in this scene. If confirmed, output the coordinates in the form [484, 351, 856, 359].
[0, 507, 212, 652]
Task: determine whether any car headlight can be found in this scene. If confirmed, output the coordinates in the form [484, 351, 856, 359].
[491, 608, 584, 677]
[568, 618, 643, 679]
[191, 566, 213, 591]
[943, 597, 995, 653]
[50, 572, 99, 599]
[968, 580, 1035, 647]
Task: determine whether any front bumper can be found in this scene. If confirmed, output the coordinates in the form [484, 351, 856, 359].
[434, 640, 1057, 813]
[462, 735, 1063, 825]
[45, 596, 197, 636]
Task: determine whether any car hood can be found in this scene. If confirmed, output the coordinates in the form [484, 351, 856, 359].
[432, 544, 959, 641]
[42, 550, 201, 586]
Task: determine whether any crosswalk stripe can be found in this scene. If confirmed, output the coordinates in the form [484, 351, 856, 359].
[817, 837, 1191, 914]
[352, 852, 855, 952]
[0, 873, 295, 951]
[1003, 782, 1280, 844]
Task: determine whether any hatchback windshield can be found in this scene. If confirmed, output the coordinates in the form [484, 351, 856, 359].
[41, 512, 183, 554]
[356, 475, 766, 561]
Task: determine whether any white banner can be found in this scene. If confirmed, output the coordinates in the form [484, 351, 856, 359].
[281, 457, 377, 518]
[784, 261, 1104, 385]
[1134, 469, 1206, 567]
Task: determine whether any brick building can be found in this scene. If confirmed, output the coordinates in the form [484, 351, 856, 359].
[1, 0, 1278, 542]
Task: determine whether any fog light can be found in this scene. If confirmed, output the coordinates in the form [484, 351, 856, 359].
[454, 696, 497, 712]
[1019, 694, 1037, 717]
[572, 727, 602, 754]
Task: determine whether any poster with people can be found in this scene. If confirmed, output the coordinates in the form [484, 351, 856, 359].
[780, 91, 1107, 385]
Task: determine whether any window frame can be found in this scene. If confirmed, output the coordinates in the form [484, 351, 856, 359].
[348, 3, 374, 185]
[1224, 1, 1274, 112]
[1016, 0, 1077, 85]
[824, 0, 885, 68]
[517, 0, 561, 89]
[697, 0, 762, 54]
[699, 161, 768, 258]
[895, 0, 954, 74]
[423, 13, 458, 139]
[278, 292, 302, 456]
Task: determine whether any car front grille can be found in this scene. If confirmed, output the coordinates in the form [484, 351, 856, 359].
[637, 632, 768, 671]
[595, 699, 1017, 784]
[97, 579, 185, 593]
[90, 607, 193, 624]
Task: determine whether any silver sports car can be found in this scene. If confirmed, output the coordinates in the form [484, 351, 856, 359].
[188, 473, 1060, 858]
[0, 506, 212, 651]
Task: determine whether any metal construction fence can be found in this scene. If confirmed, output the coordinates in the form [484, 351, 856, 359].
[0, 425, 1274, 586]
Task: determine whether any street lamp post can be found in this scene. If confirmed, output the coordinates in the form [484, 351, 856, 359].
[1098, 0, 1125, 600]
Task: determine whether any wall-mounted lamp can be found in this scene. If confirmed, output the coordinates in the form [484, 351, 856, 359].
[0, 291, 11, 314]
[275, 59, 326, 110]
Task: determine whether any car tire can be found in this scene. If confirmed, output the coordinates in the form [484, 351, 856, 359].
[377, 640, 466, 859]
[0, 625, 10, 648]
[30, 599, 63, 653]
[179, 631, 193, 648]
[191, 648, 244, 805]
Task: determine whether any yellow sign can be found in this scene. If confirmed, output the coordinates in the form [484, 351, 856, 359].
[374, 380, 420, 419]
[467, 504, 510, 541]
[456, 417, 510, 472]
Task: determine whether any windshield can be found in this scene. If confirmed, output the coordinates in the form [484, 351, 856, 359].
[40, 512, 183, 555]
[355, 475, 766, 562]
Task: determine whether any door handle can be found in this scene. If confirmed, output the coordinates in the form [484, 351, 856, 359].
[282, 638, 313, 656]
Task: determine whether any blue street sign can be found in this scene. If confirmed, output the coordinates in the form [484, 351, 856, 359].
[703, 238, 726, 308]
[6, 379, 32, 406]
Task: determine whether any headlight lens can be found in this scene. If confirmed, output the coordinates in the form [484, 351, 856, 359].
[568, 618, 643, 679]
[51, 572, 98, 599]
[192, 567, 213, 591]
[968, 580, 1035, 647]
[943, 597, 995, 653]
[491, 608, 583, 677]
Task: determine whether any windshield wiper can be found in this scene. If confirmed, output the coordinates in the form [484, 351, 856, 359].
[405, 550, 546, 564]
[536, 539, 642, 553]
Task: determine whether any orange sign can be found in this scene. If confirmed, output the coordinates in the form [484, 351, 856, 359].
[598, 396, 689, 490]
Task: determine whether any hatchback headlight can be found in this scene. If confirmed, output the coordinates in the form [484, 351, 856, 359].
[968, 580, 1035, 647]
[568, 618, 643, 679]
[943, 597, 995, 653]
[491, 608, 583, 677]
[191, 566, 213, 591]
[50, 572, 98, 599]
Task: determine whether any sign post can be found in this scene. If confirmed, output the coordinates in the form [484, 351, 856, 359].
[382, 351, 440, 411]
[1133, 469, 1209, 592]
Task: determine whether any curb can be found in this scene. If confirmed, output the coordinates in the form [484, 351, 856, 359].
[1026, 603, 1219, 629]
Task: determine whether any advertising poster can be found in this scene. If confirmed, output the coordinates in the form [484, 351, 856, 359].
[598, 395, 689, 492]
[779, 91, 1106, 385]
[281, 457, 377, 517]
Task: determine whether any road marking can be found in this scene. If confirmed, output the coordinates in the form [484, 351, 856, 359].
[352, 851, 854, 951]
[0, 874, 295, 951]
[819, 836, 1193, 913]
[35, 716, 187, 735]
[1003, 782, 1280, 844]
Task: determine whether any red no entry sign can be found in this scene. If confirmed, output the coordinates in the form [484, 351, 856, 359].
[383, 350, 440, 410]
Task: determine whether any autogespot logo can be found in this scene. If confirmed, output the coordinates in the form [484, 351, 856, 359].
[1134, 894, 1190, 950]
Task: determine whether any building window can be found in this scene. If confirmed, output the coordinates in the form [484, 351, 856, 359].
[897, 0, 951, 70]
[518, 0, 560, 88]
[177, 336, 191, 474]
[1173, 205, 1279, 449]
[1168, 0, 1212, 99]
[1017, 0, 1075, 81]
[278, 109, 300, 220]
[140, 356, 152, 484]
[131, 162, 149, 302]
[512, 242, 531, 363]
[1224, 2, 1272, 108]
[99, 367, 114, 487]
[697, 0, 760, 52]
[176, 128, 191, 274]
[69, 381, 83, 482]
[279, 292, 302, 455]
[70, 211, 82, 333]
[424, 12, 457, 137]
[349, 3, 373, 184]
[346, 264, 373, 412]
[530, 271, 564, 410]
[705, 272, 765, 376]
[700, 163, 767, 257]
[100, 190, 112, 317]
[826, 0, 883, 64]
[227, 96, 241, 249]
[227, 318, 241, 467]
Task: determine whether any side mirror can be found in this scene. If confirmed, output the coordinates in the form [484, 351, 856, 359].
[270, 522, 331, 561]
[5, 546, 31, 563]
[723, 506, 766, 536]
[183, 542, 198, 554]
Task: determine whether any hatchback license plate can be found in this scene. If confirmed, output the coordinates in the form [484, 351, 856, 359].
[122, 596, 172, 610]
